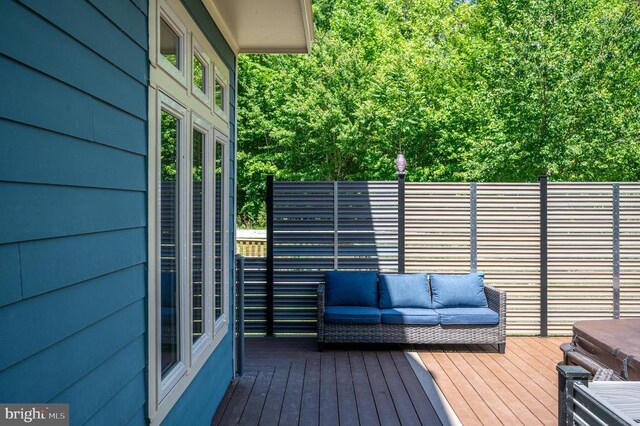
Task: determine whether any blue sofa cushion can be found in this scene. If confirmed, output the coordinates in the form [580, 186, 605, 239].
[325, 271, 378, 307]
[435, 308, 499, 325]
[324, 306, 381, 325]
[379, 273, 431, 309]
[430, 273, 488, 308]
[380, 308, 439, 325]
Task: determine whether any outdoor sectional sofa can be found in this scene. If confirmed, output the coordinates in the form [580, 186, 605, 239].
[317, 271, 507, 352]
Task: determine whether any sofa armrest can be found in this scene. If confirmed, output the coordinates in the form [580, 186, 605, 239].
[317, 284, 326, 317]
[485, 285, 507, 342]
[317, 284, 325, 341]
[485, 285, 505, 314]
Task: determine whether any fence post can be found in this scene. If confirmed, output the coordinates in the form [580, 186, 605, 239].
[398, 173, 406, 273]
[613, 183, 620, 319]
[557, 364, 590, 426]
[334, 181, 339, 270]
[266, 175, 274, 336]
[470, 183, 478, 273]
[236, 255, 245, 376]
[539, 175, 548, 337]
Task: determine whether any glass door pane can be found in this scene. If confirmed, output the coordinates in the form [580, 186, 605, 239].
[214, 142, 224, 321]
[160, 110, 180, 378]
[192, 129, 205, 342]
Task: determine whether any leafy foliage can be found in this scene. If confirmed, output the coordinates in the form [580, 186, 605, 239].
[237, 0, 640, 227]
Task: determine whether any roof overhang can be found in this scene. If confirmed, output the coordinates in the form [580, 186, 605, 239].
[204, 0, 315, 54]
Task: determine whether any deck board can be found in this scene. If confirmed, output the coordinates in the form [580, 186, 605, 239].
[319, 353, 338, 426]
[431, 350, 500, 425]
[219, 373, 257, 425]
[299, 355, 321, 426]
[390, 351, 443, 426]
[214, 337, 566, 425]
[278, 360, 305, 426]
[239, 368, 274, 426]
[335, 352, 359, 426]
[419, 350, 482, 425]
[362, 351, 401, 426]
[377, 352, 421, 426]
[349, 351, 381, 426]
[257, 364, 290, 425]
[214, 339, 440, 426]
[416, 337, 566, 426]
[464, 345, 555, 424]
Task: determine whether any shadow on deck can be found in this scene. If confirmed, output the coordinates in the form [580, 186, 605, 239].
[213, 338, 442, 425]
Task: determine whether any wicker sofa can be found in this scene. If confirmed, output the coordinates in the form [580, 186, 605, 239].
[316, 272, 507, 352]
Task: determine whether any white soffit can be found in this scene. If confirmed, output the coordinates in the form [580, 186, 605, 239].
[207, 0, 314, 54]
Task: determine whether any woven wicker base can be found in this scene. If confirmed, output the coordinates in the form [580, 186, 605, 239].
[322, 323, 501, 344]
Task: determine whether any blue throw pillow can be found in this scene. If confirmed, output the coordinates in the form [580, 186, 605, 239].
[324, 271, 378, 307]
[430, 273, 488, 308]
[378, 274, 431, 309]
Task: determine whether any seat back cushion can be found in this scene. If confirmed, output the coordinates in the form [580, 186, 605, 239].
[324, 271, 378, 307]
[430, 273, 488, 309]
[379, 273, 431, 309]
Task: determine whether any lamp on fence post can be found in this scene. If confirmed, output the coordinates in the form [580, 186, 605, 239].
[396, 153, 406, 274]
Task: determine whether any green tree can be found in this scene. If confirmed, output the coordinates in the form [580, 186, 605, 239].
[236, 0, 640, 227]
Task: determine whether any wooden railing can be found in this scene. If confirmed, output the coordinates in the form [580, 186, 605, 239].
[236, 230, 266, 257]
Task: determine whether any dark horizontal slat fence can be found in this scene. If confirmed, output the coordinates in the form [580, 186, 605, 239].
[246, 179, 640, 336]
[272, 181, 398, 335]
[242, 256, 268, 335]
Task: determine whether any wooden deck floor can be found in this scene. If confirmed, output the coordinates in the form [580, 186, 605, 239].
[414, 336, 567, 426]
[213, 338, 442, 425]
[213, 336, 567, 426]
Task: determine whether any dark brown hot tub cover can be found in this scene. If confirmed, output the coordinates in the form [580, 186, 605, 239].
[567, 319, 640, 381]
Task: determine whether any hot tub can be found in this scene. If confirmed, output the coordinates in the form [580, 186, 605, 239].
[560, 319, 640, 381]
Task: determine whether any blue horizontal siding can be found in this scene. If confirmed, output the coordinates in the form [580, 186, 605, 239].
[20, 228, 146, 298]
[129, 0, 148, 16]
[0, 300, 145, 403]
[87, 371, 147, 426]
[88, 0, 147, 48]
[0, 57, 146, 154]
[19, 0, 148, 83]
[162, 333, 233, 425]
[0, 0, 148, 424]
[92, 100, 147, 155]
[0, 120, 145, 190]
[0, 244, 22, 307]
[0, 56, 94, 141]
[0, 183, 145, 244]
[0, 264, 145, 371]
[0, 1, 146, 119]
[50, 335, 146, 424]
[126, 407, 146, 426]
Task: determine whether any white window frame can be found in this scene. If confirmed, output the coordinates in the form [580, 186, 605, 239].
[191, 113, 213, 361]
[213, 130, 230, 333]
[147, 0, 232, 424]
[191, 38, 211, 107]
[158, 2, 187, 86]
[213, 71, 229, 119]
[156, 92, 189, 402]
